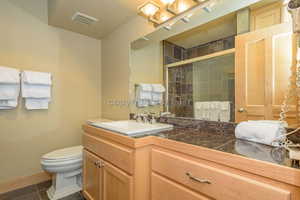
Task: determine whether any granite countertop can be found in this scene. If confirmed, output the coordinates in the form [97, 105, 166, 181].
[140, 127, 300, 169]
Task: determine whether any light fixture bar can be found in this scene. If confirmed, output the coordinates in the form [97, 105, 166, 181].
[138, 0, 214, 27]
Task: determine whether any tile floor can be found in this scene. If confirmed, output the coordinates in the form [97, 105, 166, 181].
[0, 181, 85, 200]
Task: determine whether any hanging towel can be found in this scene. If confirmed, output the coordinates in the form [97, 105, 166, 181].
[21, 71, 52, 110]
[219, 101, 230, 122]
[209, 101, 220, 121]
[150, 84, 165, 106]
[152, 84, 166, 93]
[21, 83, 51, 98]
[235, 120, 286, 147]
[0, 84, 20, 100]
[25, 98, 50, 110]
[0, 66, 20, 84]
[22, 71, 52, 85]
[0, 66, 20, 110]
[136, 83, 152, 108]
[0, 99, 18, 109]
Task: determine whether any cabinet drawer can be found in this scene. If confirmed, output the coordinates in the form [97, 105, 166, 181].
[152, 172, 211, 200]
[83, 133, 134, 174]
[152, 149, 291, 200]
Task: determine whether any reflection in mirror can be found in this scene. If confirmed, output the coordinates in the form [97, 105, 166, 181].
[164, 13, 236, 122]
[166, 53, 235, 121]
[130, 0, 297, 125]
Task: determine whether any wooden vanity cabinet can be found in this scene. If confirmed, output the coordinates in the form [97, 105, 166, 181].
[151, 148, 292, 200]
[83, 150, 101, 200]
[83, 150, 133, 200]
[83, 125, 300, 200]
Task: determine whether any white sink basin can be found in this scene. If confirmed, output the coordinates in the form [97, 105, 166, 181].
[90, 120, 173, 136]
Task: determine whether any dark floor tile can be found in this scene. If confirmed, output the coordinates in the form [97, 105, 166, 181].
[36, 181, 52, 192]
[13, 192, 40, 200]
[37, 190, 49, 200]
[0, 185, 38, 200]
[60, 192, 84, 200]
[38, 190, 84, 200]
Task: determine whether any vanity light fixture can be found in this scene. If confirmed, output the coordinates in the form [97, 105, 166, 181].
[138, 1, 160, 17]
[202, 0, 217, 12]
[161, 0, 176, 5]
[163, 24, 173, 31]
[138, 0, 218, 27]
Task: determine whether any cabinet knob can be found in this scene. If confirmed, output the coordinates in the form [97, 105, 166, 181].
[100, 162, 105, 168]
[238, 108, 246, 113]
[94, 161, 101, 167]
[186, 172, 211, 184]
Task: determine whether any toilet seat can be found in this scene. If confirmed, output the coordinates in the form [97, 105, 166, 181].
[41, 157, 82, 166]
[42, 145, 83, 161]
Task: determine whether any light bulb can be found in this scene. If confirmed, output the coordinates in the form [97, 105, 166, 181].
[178, 2, 188, 12]
[140, 2, 160, 16]
[161, 0, 176, 5]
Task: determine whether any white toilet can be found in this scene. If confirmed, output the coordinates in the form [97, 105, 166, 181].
[41, 145, 83, 200]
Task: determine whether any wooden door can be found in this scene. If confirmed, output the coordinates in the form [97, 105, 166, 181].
[83, 150, 102, 200]
[235, 23, 296, 123]
[102, 161, 133, 200]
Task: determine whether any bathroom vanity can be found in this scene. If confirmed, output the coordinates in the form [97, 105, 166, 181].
[82, 119, 300, 200]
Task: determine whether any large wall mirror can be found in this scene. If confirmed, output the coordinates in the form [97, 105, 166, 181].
[130, 0, 298, 127]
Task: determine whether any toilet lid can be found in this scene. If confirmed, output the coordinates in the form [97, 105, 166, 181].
[42, 145, 83, 160]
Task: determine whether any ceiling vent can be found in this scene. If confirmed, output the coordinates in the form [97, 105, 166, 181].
[71, 12, 98, 25]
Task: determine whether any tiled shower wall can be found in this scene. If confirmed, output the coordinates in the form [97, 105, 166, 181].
[164, 36, 235, 119]
[168, 64, 194, 118]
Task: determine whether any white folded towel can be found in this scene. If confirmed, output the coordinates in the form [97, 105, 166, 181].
[21, 83, 51, 98]
[152, 84, 165, 93]
[138, 84, 152, 91]
[22, 71, 52, 85]
[21, 71, 52, 110]
[0, 84, 20, 100]
[235, 120, 286, 147]
[234, 139, 275, 162]
[136, 83, 152, 108]
[0, 67, 20, 109]
[150, 84, 165, 106]
[0, 66, 20, 84]
[150, 92, 163, 106]
[25, 98, 50, 110]
[0, 99, 18, 109]
[219, 101, 230, 122]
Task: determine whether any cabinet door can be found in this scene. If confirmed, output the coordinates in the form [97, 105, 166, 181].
[235, 23, 296, 123]
[102, 161, 133, 200]
[250, 2, 283, 31]
[83, 150, 102, 200]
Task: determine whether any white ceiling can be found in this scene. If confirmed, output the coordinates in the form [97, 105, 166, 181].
[48, 0, 149, 39]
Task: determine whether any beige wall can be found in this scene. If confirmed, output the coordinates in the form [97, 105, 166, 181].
[130, 42, 164, 114]
[0, 0, 101, 184]
[101, 17, 154, 120]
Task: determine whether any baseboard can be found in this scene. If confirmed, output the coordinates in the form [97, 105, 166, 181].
[0, 172, 51, 194]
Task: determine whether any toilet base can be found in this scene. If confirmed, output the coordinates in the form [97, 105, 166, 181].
[47, 171, 82, 200]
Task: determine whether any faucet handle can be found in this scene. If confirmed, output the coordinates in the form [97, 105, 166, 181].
[135, 113, 142, 123]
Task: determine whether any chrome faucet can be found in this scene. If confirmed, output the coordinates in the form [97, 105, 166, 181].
[133, 112, 157, 124]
